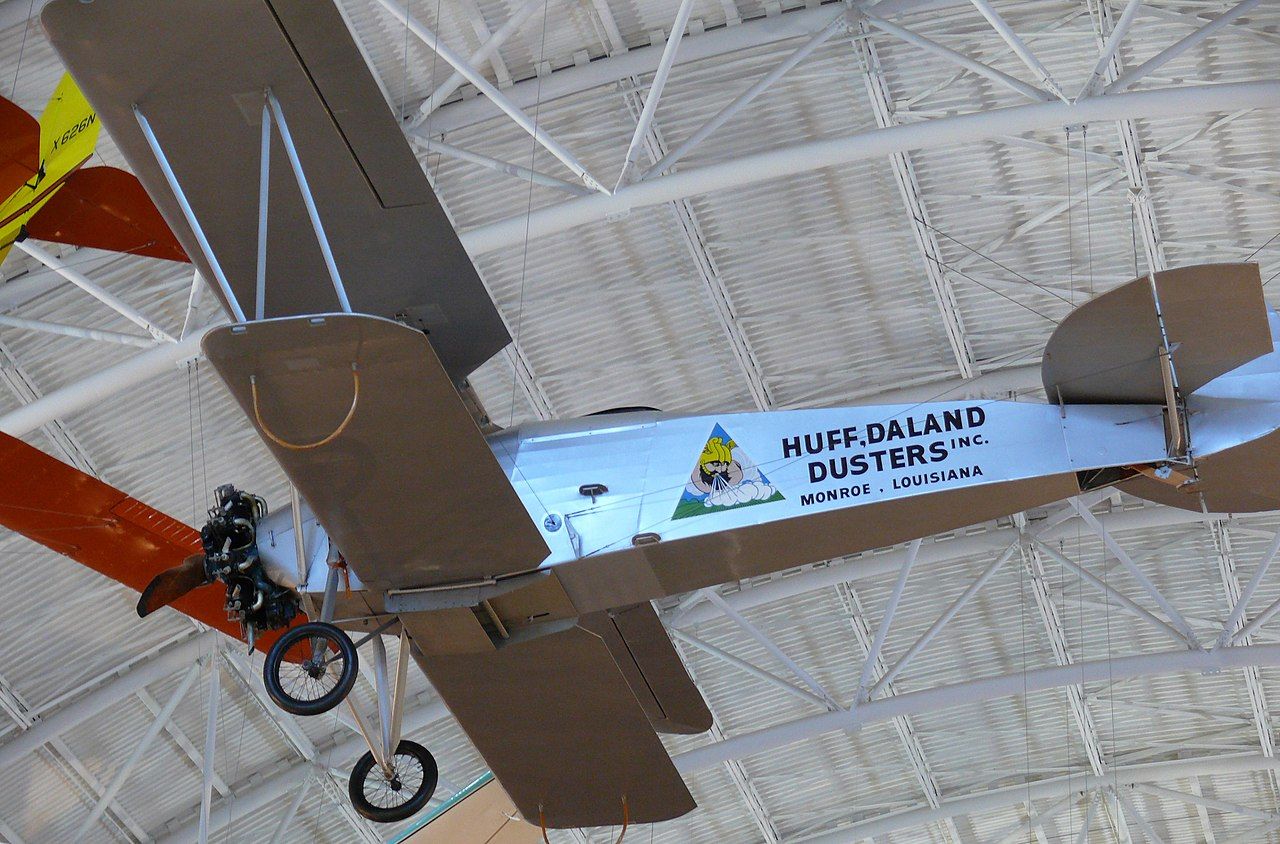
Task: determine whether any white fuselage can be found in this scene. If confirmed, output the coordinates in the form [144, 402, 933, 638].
[265, 311, 1280, 597]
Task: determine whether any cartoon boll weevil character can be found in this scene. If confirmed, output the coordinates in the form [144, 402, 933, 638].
[691, 436, 744, 494]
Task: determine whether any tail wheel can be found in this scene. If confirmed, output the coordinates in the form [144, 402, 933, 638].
[263, 621, 358, 716]
[349, 740, 438, 823]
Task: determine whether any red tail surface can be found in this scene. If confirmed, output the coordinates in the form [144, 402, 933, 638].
[26, 165, 188, 261]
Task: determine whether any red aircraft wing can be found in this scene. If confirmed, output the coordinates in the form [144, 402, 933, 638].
[0, 430, 301, 654]
[0, 95, 39, 200]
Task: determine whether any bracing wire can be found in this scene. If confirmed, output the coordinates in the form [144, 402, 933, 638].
[1062, 125, 1075, 835]
[1082, 126, 1095, 300]
[507, 0, 554, 428]
[9, 0, 35, 100]
[1020, 530, 1031, 844]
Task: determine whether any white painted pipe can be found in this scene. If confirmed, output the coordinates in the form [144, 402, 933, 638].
[1219, 528, 1280, 646]
[1106, 0, 1262, 94]
[267, 778, 311, 844]
[868, 542, 1016, 696]
[967, 0, 1065, 100]
[458, 81, 1280, 254]
[0, 632, 214, 770]
[0, 313, 156, 348]
[615, 0, 698, 186]
[0, 322, 220, 438]
[155, 699, 449, 844]
[413, 0, 548, 122]
[862, 11, 1051, 104]
[197, 663, 220, 844]
[1135, 782, 1276, 823]
[642, 12, 846, 179]
[14, 241, 175, 342]
[421, 0, 972, 135]
[1076, 0, 1143, 99]
[420, 5, 838, 134]
[856, 538, 920, 698]
[420, 138, 593, 195]
[72, 662, 203, 842]
[813, 756, 1278, 844]
[373, 0, 605, 192]
[672, 645, 1280, 775]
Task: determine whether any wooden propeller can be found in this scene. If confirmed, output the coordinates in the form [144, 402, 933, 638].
[137, 553, 210, 617]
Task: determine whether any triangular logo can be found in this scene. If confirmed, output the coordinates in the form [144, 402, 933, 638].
[672, 424, 785, 520]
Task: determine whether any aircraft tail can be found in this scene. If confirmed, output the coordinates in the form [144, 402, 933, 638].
[38, 73, 99, 179]
[1046, 263, 1280, 513]
[16, 74, 188, 262]
[1041, 263, 1270, 405]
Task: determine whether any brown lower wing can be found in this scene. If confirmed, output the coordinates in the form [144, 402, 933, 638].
[401, 611, 695, 829]
[585, 602, 712, 735]
[556, 473, 1084, 614]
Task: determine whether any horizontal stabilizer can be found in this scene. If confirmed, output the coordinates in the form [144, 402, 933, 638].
[401, 612, 695, 828]
[1042, 263, 1269, 404]
[26, 166, 188, 262]
[586, 602, 712, 735]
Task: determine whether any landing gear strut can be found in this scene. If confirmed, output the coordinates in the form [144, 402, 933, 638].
[263, 519, 438, 823]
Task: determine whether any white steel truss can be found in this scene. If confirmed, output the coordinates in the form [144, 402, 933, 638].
[458, 81, 1280, 254]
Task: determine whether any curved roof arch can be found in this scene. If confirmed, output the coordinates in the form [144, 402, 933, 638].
[0, 0, 1277, 841]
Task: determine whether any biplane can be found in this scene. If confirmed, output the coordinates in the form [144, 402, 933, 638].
[0, 0, 1277, 830]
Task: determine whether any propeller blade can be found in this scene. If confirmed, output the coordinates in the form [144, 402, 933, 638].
[137, 553, 210, 618]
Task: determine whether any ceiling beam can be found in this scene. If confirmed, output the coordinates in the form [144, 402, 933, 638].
[618, 84, 774, 409]
[0, 323, 215, 438]
[791, 753, 1280, 844]
[457, 81, 1280, 255]
[671, 643, 1280, 775]
[152, 698, 450, 843]
[836, 582, 963, 844]
[673, 638, 782, 842]
[0, 632, 215, 771]
[853, 18, 976, 379]
[1085, 0, 1167, 275]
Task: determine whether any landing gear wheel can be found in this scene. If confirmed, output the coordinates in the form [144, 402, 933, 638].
[349, 740, 438, 823]
[263, 622, 358, 716]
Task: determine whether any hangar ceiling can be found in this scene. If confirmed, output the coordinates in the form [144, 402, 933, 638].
[0, 0, 1278, 841]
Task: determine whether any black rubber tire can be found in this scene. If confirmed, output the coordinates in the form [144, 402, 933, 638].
[349, 740, 439, 823]
[263, 621, 358, 716]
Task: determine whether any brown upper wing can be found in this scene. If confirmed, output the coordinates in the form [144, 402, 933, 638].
[42, 0, 509, 380]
